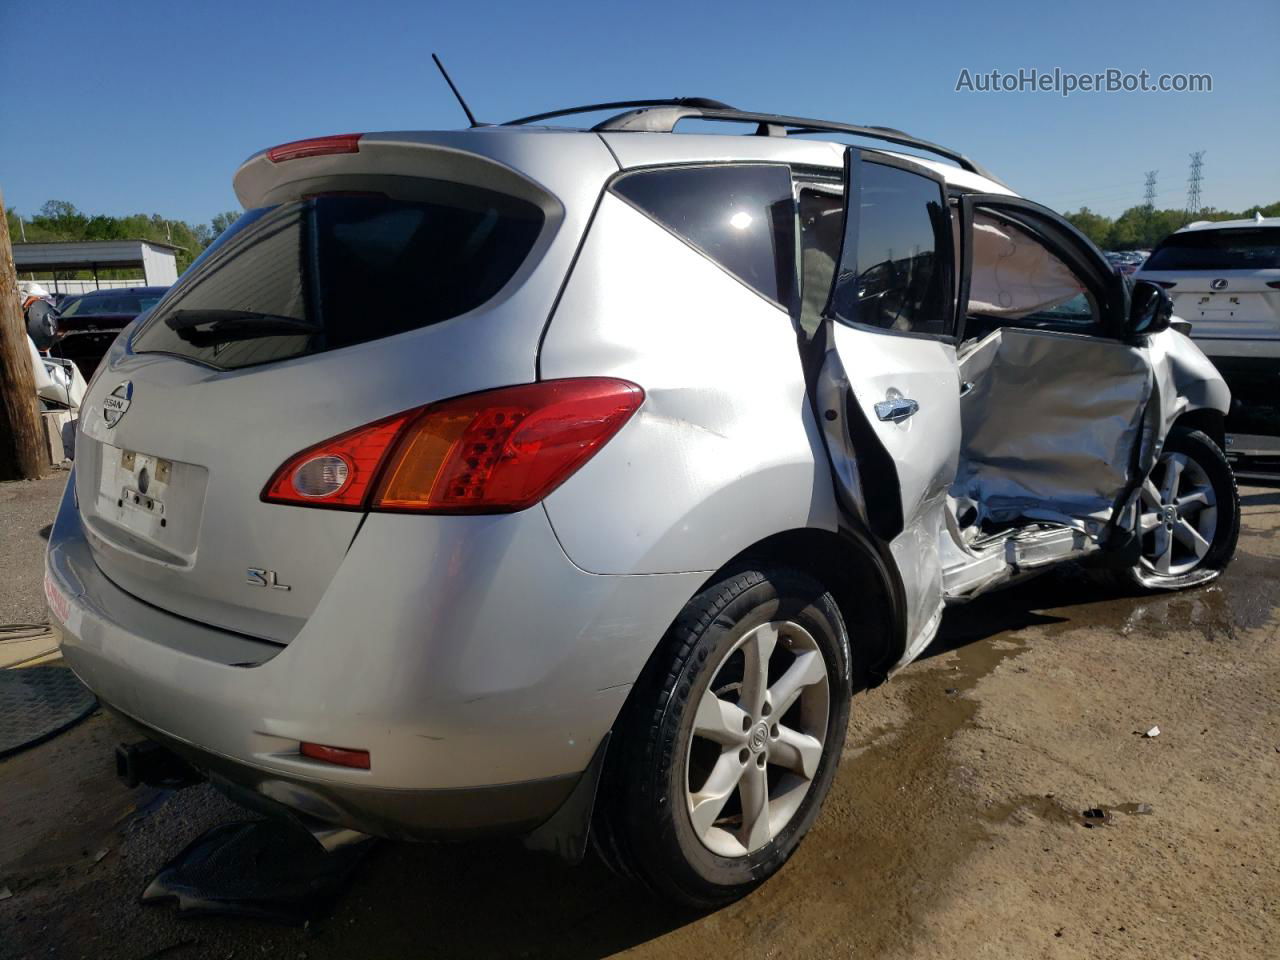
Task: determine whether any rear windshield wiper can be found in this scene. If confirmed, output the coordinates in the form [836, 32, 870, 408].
[165, 309, 319, 347]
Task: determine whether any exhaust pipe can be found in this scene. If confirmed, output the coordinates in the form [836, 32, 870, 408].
[115, 740, 205, 790]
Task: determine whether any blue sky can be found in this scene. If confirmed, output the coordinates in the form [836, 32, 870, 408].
[2, 0, 1276, 227]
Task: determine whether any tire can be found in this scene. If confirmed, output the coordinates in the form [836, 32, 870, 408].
[1125, 426, 1239, 590]
[593, 567, 853, 908]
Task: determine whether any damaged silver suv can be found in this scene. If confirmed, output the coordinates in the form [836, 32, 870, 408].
[46, 100, 1238, 907]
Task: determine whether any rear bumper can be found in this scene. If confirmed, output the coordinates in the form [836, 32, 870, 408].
[46, 473, 703, 839]
[102, 699, 576, 839]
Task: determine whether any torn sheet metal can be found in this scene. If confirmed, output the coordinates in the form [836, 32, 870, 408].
[953, 327, 1151, 528]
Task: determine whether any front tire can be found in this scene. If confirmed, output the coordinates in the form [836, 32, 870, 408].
[1127, 426, 1239, 590]
[594, 567, 852, 908]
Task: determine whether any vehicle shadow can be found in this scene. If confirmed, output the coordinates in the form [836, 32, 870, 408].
[303, 837, 701, 958]
[919, 563, 1125, 662]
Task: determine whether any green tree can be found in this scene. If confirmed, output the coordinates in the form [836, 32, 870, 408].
[210, 210, 240, 237]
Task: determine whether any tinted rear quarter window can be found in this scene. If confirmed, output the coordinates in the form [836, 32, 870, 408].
[1145, 228, 1280, 270]
[132, 184, 545, 370]
[611, 164, 797, 310]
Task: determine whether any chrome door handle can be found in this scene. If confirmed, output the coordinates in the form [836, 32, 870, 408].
[959, 380, 975, 397]
[874, 397, 919, 423]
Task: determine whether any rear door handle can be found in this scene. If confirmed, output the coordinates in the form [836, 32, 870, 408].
[874, 397, 919, 423]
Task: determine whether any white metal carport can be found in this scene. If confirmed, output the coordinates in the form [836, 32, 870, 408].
[12, 239, 181, 291]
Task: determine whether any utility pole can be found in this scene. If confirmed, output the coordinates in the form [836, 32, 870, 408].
[0, 189, 47, 481]
[1186, 151, 1205, 219]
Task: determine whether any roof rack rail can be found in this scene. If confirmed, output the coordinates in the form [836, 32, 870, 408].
[504, 98, 736, 128]
[503, 99, 994, 180]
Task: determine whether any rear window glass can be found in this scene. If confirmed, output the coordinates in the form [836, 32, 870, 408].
[1145, 228, 1280, 271]
[611, 164, 796, 309]
[132, 186, 544, 370]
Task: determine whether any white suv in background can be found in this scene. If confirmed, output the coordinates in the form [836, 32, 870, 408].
[1138, 215, 1280, 459]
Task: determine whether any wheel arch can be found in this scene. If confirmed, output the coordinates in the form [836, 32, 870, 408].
[700, 526, 907, 687]
[1171, 407, 1226, 451]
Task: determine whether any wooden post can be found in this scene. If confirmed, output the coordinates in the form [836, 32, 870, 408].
[0, 189, 47, 481]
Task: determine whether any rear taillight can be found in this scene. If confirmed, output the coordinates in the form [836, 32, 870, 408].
[262, 379, 644, 513]
[1154, 281, 1177, 289]
[1267, 281, 1280, 290]
[267, 133, 363, 163]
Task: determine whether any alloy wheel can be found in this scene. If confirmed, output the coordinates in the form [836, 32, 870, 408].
[1139, 450, 1218, 576]
[684, 620, 830, 858]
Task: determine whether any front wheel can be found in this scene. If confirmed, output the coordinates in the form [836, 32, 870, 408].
[1127, 426, 1239, 590]
[593, 567, 853, 908]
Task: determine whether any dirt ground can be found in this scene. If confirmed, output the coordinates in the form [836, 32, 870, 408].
[0, 474, 1276, 960]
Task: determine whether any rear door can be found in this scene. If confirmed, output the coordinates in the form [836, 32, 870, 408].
[817, 150, 962, 662]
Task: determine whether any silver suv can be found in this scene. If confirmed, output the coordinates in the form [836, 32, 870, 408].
[46, 100, 1239, 906]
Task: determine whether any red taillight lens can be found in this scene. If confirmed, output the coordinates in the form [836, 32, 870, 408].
[300, 742, 370, 770]
[261, 379, 644, 513]
[1154, 281, 1177, 289]
[267, 133, 363, 163]
[262, 410, 415, 509]
[1267, 281, 1280, 290]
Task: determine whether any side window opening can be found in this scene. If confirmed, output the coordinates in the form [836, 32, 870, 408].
[610, 164, 798, 313]
[965, 209, 1099, 339]
[797, 182, 844, 342]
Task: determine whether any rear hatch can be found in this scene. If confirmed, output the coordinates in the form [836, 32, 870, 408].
[1138, 226, 1280, 352]
[72, 131, 614, 643]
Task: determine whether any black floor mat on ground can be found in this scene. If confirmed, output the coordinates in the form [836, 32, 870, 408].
[0, 663, 97, 757]
[141, 819, 373, 924]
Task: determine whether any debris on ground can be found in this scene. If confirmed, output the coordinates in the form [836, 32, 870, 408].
[1144, 725, 1161, 738]
[141, 819, 375, 925]
[0, 884, 12, 901]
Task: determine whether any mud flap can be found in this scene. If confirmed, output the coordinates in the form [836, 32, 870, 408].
[522, 732, 610, 864]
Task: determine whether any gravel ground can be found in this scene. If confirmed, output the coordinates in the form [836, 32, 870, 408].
[0, 478, 1276, 960]
[0, 473, 67, 629]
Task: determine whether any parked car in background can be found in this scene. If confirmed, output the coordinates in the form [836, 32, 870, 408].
[51, 286, 169, 377]
[1104, 250, 1147, 276]
[1138, 215, 1280, 462]
[47, 104, 1238, 907]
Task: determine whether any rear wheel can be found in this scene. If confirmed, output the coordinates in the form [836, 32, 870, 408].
[594, 567, 852, 908]
[1128, 427, 1239, 589]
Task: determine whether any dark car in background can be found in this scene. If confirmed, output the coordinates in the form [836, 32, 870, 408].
[51, 286, 168, 376]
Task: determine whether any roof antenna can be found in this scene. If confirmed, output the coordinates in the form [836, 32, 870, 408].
[431, 53, 481, 128]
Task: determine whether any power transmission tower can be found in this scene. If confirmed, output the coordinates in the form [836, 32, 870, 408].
[1186, 151, 1205, 217]
[1143, 170, 1158, 211]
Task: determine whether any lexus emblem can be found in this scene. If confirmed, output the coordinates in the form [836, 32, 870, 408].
[103, 381, 133, 428]
[1210, 278, 1229, 290]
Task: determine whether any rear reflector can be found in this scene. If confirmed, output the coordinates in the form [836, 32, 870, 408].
[267, 133, 363, 163]
[300, 742, 371, 769]
[262, 378, 644, 513]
